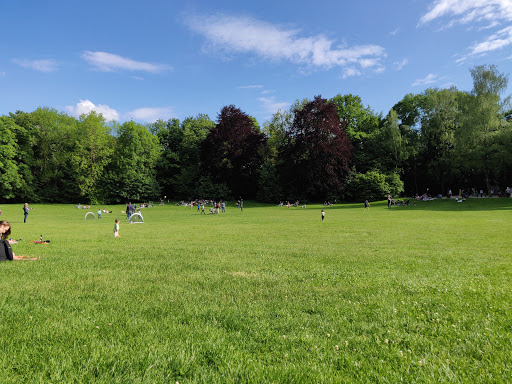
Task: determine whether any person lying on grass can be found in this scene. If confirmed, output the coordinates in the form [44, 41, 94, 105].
[0, 220, 40, 260]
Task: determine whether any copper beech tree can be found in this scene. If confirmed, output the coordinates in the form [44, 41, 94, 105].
[279, 96, 352, 200]
[200, 105, 266, 198]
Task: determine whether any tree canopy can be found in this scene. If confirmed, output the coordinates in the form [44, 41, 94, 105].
[0, 64, 510, 203]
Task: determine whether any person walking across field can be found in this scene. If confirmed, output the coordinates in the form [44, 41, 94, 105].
[364, 200, 370, 211]
[321, 209, 325, 221]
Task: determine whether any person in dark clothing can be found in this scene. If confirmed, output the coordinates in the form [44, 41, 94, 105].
[0, 221, 39, 260]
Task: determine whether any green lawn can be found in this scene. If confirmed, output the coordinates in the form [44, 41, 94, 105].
[0, 199, 511, 383]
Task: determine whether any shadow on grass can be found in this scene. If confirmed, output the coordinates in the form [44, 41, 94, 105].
[367, 198, 512, 211]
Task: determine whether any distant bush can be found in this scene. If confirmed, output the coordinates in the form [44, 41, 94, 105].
[345, 170, 404, 201]
[196, 177, 231, 200]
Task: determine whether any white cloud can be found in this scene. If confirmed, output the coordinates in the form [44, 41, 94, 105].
[420, 0, 512, 58]
[185, 13, 386, 77]
[259, 97, 290, 115]
[81, 51, 171, 73]
[342, 67, 362, 78]
[65, 99, 120, 121]
[12, 59, 58, 72]
[394, 58, 409, 71]
[125, 107, 175, 123]
[412, 73, 439, 87]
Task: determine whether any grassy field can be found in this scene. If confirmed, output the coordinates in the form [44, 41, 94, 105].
[0, 199, 511, 383]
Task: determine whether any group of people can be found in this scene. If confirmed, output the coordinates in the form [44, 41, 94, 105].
[278, 200, 305, 208]
[96, 209, 113, 219]
[199, 201, 226, 215]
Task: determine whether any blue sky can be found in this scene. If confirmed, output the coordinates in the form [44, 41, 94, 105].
[1, 0, 511, 125]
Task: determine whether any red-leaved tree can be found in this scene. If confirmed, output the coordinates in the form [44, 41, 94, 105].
[200, 105, 266, 198]
[279, 96, 352, 200]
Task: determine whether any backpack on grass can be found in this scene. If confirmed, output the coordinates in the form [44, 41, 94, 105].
[0, 240, 14, 261]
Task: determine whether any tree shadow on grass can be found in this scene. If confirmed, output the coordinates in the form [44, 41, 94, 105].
[371, 198, 512, 212]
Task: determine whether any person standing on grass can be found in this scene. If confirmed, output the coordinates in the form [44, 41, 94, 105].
[221, 201, 226, 213]
[364, 200, 370, 211]
[387, 195, 392, 209]
[23, 203, 29, 223]
[321, 209, 325, 221]
[126, 203, 133, 220]
[114, 219, 120, 237]
[97, 209, 102, 219]
[201, 204, 205, 214]
[240, 198, 243, 212]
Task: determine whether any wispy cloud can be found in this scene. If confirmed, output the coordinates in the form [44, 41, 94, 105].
[468, 25, 512, 55]
[185, 13, 386, 77]
[420, 0, 512, 59]
[389, 27, 400, 36]
[12, 58, 58, 72]
[81, 51, 171, 73]
[394, 58, 408, 71]
[419, 0, 512, 26]
[238, 85, 264, 89]
[65, 99, 120, 121]
[412, 73, 439, 87]
[259, 96, 291, 115]
[125, 107, 175, 123]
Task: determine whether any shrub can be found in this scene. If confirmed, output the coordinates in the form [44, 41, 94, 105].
[345, 170, 404, 201]
[196, 177, 231, 200]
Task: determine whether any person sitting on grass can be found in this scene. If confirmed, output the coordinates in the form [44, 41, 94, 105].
[0, 220, 40, 260]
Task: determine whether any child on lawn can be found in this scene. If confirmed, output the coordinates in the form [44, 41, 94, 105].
[114, 219, 120, 237]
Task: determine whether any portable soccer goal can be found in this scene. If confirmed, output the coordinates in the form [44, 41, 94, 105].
[84, 212, 96, 220]
[129, 213, 144, 224]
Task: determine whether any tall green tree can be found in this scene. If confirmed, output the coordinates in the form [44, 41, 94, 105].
[71, 112, 114, 203]
[420, 88, 460, 194]
[173, 114, 215, 198]
[152, 118, 183, 198]
[457, 65, 510, 193]
[12, 108, 78, 201]
[329, 94, 381, 174]
[106, 121, 161, 202]
[0, 116, 24, 200]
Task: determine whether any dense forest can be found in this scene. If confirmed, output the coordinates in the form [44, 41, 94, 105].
[1, 65, 511, 204]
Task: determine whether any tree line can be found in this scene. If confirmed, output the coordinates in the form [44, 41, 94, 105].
[0, 64, 510, 204]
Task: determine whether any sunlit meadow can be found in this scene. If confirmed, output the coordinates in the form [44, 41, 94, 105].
[0, 199, 510, 383]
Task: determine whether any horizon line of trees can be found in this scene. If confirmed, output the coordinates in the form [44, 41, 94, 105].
[1, 64, 511, 204]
